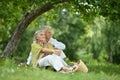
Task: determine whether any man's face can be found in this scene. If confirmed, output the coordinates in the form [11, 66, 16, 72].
[45, 29, 52, 40]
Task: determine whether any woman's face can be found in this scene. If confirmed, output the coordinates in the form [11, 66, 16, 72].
[45, 28, 52, 40]
[36, 32, 45, 42]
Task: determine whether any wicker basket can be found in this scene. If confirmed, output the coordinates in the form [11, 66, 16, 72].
[73, 60, 88, 73]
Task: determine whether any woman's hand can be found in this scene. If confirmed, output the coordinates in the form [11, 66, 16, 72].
[53, 49, 61, 56]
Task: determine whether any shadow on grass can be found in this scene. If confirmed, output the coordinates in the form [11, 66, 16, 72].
[88, 63, 120, 75]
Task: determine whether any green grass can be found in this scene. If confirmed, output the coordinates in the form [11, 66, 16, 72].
[0, 58, 120, 80]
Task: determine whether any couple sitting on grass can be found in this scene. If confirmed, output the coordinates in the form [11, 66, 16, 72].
[26, 26, 88, 73]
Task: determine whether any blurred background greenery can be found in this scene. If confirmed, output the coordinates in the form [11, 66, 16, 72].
[0, 0, 120, 80]
[0, 0, 120, 65]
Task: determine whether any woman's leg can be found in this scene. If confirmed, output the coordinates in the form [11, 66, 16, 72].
[38, 55, 65, 71]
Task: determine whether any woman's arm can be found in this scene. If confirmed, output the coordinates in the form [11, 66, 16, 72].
[41, 48, 61, 56]
[41, 48, 54, 53]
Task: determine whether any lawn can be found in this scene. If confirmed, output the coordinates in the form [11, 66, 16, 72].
[0, 58, 120, 80]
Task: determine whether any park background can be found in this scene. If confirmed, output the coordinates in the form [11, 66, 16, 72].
[0, 0, 120, 80]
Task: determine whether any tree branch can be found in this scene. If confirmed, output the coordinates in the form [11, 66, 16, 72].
[1, 1, 69, 57]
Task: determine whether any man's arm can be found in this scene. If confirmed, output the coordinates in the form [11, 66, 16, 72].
[49, 38, 66, 50]
[49, 38, 67, 59]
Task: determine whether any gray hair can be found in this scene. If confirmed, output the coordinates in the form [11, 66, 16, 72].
[33, 25, 51, 43]
[33, 29, 44, 43]
[42, 25, 52, 32]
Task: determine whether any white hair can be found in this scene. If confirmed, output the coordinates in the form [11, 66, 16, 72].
[33, 29, 44, 43]
[42, 26, 52, 32]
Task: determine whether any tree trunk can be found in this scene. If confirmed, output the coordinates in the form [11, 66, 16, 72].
[1, 0, 68, 57]
[1, 2, 54, 57]
[109, 41, 113, 63]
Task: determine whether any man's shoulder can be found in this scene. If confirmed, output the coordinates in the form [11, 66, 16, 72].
[49, 38, 57, 42]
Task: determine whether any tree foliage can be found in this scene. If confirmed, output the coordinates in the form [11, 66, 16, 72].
[0, 0, 120, 63]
